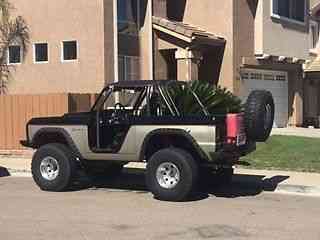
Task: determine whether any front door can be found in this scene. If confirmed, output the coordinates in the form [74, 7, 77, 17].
[91, 86, 147, 153]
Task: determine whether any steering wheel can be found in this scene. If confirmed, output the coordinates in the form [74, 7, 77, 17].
[110, 103, 126, 124]
[114, 102, 125, 111]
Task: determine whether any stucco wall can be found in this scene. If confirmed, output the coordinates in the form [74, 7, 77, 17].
[311, 0, 320, 9]
[104, 0, 115, 85]
[8, 0, 107, 94]
[139, 0, 153, 80]
[234, 0, 256, 95]
[255, 0, 310, 60]
[181, 0, 235, 91]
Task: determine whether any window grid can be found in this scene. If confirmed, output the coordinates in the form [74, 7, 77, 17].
[118, 55, 140, 81]
[276, 75, 286, 81]
[250, 73, 263, 80]
[264, 74, 275, 81]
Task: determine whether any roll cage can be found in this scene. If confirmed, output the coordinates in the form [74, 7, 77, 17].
[92, 80, 209, 117]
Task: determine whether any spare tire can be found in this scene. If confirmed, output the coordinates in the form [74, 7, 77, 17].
[244, 90, 274, 142]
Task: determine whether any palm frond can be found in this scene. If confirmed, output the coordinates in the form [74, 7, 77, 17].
[167, 80, 243, 115]
[0, 1, 29, 95]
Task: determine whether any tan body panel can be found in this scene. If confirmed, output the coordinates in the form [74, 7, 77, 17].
[28, 124, 216, 162]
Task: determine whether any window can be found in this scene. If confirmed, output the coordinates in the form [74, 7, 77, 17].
[118, 55, 139, 81]
[276, 75, 286, 81]
[310, 20, 319, 50]
[264, 74, 275, 81]
[34, 43, 48, 63]
[240, 72, 249, 80]
[250, 73, 263, 80]
[272, 0, 306, 24]
[117, 0, 140, 35]
[8, 45, 21, 64]
[62, 41, 77, 61]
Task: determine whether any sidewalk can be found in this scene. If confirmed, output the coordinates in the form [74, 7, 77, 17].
[1, 155, 320, 197]
[271, 127, 320, 138]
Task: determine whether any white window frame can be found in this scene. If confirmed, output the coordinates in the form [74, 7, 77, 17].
[7, 45, 22, 65]
[33, 42, 49, 64]
[310, 20, 319, 54]
[271, 0, 307, 26]
[61, 40, 79, 63]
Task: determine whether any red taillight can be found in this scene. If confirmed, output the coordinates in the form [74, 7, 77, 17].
[226, 113, 245, 145]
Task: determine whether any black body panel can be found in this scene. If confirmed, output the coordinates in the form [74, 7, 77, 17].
[28, 112, 92, 126]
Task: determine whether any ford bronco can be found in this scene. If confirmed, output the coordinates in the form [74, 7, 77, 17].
[21, 80, 274, 201]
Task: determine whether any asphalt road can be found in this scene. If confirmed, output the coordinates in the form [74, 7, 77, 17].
[1, 169, 320, 240]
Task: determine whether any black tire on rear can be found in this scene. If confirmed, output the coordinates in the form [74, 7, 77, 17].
[244, 90, 275, 142]
[31, 143, 77, 192]
[146, 148, 198, 202]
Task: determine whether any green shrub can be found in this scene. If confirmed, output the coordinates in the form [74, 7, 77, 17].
[167, 80, 243, 115]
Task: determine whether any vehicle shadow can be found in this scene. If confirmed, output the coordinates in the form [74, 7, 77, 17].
[0, 166, 10, 177]
[72, 168, 289, 201]
[208, 174, 289, 198]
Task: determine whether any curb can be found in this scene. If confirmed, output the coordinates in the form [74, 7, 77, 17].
[275, 184, 320, 197]
[2, 163, 320, 197]
[6, 168, 32, 177]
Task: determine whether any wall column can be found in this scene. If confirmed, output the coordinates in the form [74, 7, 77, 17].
[288, 67, 304, 127]
[175, 49, 202, 81]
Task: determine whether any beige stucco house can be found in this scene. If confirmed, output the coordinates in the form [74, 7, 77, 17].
[153, 0, 314, 128]
[304, 0, 320, 127]
[5, 0, 319, 128]
[7, 0, 153, 95]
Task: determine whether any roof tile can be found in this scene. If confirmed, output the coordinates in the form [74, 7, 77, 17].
[152, 16, 224, 43]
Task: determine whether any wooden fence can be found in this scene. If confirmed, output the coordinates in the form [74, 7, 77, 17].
[0, 93, 97, 150]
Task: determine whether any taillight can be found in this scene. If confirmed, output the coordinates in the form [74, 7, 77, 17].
[226, 113, 245, 145]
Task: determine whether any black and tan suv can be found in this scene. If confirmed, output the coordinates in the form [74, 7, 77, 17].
[21, 80, 274, 201]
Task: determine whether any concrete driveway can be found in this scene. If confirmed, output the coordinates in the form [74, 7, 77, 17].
[1, 169, 320, 240]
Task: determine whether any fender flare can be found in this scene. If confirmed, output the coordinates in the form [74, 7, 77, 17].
[32, 127, 83, 159]
[139, 128, 209, 161]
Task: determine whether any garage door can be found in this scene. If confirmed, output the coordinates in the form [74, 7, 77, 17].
[240, 69, 288, 128]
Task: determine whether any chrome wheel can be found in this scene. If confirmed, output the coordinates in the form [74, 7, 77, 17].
[40, 156, 60, 181]
[156, 162, 180, 189]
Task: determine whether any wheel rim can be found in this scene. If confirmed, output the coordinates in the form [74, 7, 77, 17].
[40, 156, 60, 181]
[156, 162, 180, 189]
[264, 104, 272, 130]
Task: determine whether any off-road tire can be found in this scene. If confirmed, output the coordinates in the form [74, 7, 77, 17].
[31, 143, 77, 191]
[146, 148, 198, 202]
[244, 90, 275, 142]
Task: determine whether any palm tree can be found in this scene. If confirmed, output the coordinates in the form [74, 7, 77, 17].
[0, 0, 29, 94]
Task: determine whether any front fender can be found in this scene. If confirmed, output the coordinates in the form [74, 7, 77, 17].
[30, 127, 83, 159]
